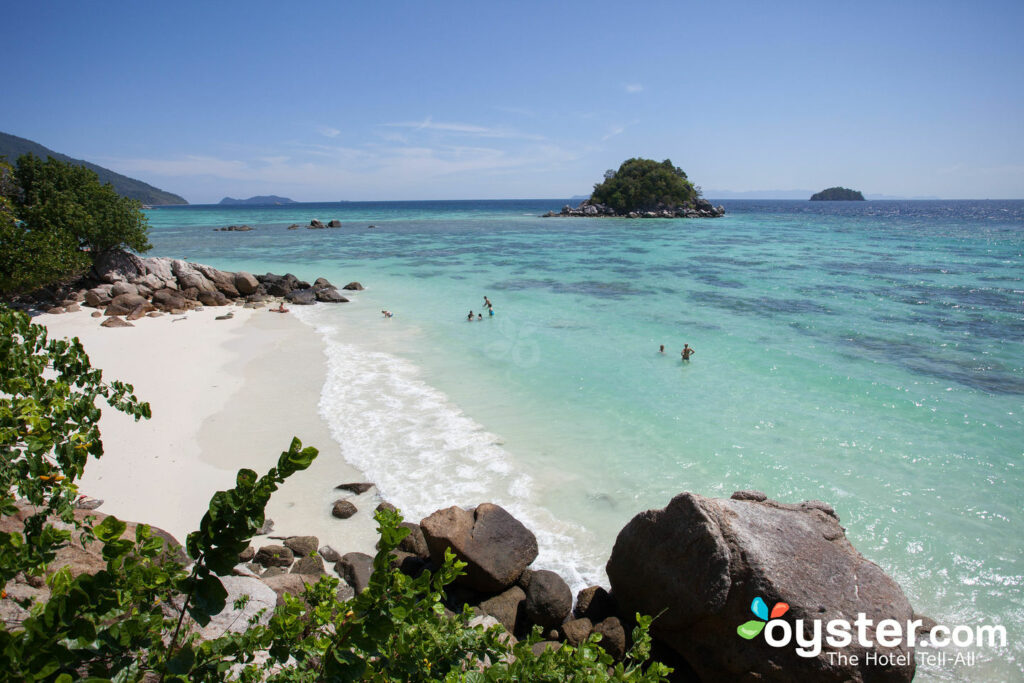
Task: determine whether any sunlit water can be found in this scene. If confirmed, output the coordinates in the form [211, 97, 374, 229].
[146, 199, 1023, 680]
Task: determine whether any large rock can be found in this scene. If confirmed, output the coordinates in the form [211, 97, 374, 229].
[105, 293, 152, 316]
[234, 271, 260, 295]
[285, 288, 316, 305]
[110, 281, 139, 298]
[522, 569, 572, 630]
[397, 522, 429, 559]
[478, 585, 526, 634]
[197, 575, 277, 640]
[606, 492, 916, 682]
[84, 285, 113, 308]
[101, 315, 134, 329]
[93, 249, 146, 283]
[420, 503, 538, 593]
[197, 290, 229, 307]
[335, 552, 374, 593]
[152, 288, 186, 311]
[574, 585, 617, 623]
[254, 544, 294, 568]
[143, 257, 176, 282]
[315, 287, 349, 303]
[260, 573, 320, 607]
[283, 536, 320, 557]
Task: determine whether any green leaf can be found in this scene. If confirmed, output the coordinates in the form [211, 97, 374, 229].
[94, 515, 126, 543]
[737, 619, 766, 640]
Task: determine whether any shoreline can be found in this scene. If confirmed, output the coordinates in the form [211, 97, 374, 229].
[34, 305, 380, 556]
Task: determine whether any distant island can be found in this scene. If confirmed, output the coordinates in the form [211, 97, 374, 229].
[0, 131, 188, 205]
[219, 195, 296, 205]
[810, 187, 865, 201]
[545, 158, 724, 218]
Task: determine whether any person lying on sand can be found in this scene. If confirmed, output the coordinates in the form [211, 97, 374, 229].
[272, 303, 289, 313]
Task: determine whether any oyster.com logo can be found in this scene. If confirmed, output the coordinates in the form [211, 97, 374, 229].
[737, 596, 789, 640]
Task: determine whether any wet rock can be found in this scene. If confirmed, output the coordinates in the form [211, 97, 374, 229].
[342, 281, 364, 290]
[335, 482, 374, 494]
[331, 500, 357, 519]
[327, 219, 342, 227]
[315, 287, 349, 303]
[284, 288, 315, 305]
[290, 555, 325, 575]
[283, 536, 319, 557]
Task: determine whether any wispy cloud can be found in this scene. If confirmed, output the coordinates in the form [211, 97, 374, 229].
[382, 116, 545, 141]
[317, 125, 340, 138]
[624, 83, 644, 93]
[602, 125, 626, 142]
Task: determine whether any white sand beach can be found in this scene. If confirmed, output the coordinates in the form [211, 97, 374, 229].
[35, 304, 380, 556]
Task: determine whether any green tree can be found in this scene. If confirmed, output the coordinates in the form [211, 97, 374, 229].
[0, 154, 152, 295]
[590, 158, 699, 213]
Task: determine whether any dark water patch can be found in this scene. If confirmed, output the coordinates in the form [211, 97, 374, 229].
[796, 284, 867, 299]
[492, 278, 649, 299]
[699, 255, 769, 268]
[622, 246, 650, 254]
[694, 273, 746, 289]
[693, 291, 837, 317]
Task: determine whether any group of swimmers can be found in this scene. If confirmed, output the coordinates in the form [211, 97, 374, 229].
[659, 343, 696, 361]
[468, 295, 495, 322]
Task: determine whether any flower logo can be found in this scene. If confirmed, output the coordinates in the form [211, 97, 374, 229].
[737, 596, 789, 639]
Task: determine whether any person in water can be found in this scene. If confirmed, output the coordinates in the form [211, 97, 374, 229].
[467, 310, 474, 321]
[488, 307, 494, 317]
[484, 295, 492, 310]
[659, 344, 665, 353]
[681, 344, 695, 361]
[382, 309, 393, 318]
[477, 313, 483, 321]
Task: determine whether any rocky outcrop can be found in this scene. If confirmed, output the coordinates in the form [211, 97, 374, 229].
[420, 503, 538, 593]
[543, 198, 725, 219]
[214, 225, 254, 231]
[606, 491, 916, 682]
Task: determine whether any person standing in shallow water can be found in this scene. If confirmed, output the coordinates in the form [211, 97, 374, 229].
[681, 344, 695, 361]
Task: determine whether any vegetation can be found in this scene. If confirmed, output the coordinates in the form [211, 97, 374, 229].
[0, 306, 671, 681]
[0, 154, 152, 295]
[0, 132, 187, 205]
[809, 186, 865, 201]
[590, 158, 699, 213]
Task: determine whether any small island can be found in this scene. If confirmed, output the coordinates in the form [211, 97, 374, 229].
[810, 187, 865, 201]
[219, 195, 296, 205]
[544, 158, 724, 218]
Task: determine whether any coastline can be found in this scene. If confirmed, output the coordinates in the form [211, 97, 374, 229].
[34, 305, 380, 555]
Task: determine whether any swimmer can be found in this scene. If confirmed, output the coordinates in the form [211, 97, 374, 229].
[382, 309, 393, 318]
[659, 344, 665, 353]
[468, 310, 474, 321]
[477, 313, 483, 321]
[484, 296, 492, 309]
[488, 307, 494, 317]
[681, 344, 695, 361]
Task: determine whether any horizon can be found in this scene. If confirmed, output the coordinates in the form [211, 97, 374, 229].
[7, 1, 1024, 203]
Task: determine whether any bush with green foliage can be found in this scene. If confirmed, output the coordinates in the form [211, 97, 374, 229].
[0, 306, 671, 681]
[590, 158, 699, 213]
[0, 154, 152, 295]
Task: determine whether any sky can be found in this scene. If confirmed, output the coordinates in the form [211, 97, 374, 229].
[4, 0, 1024, 202]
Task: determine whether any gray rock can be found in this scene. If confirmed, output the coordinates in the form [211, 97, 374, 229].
[606, 492, 916, 681]
[283, 536, 320, 557]
[592, 617, 626, 660]
[84, 285, 114, 307]
[110, 281, 139, 297]
[285, 288, 316, 305]
[100, 316, 133, 328]
[335, 482, 375, 494]
[327, 219, 342, 227]
[530, 641, 562, 656]
[420, 503, 538, 593]
[332, 500, 357, 519]
[196, 575, 276, 640]
[574, 585, 617, 622]
[342, 281, 364, 291]
[318, 545, 341, 563]
[93, 248, 146, 283]
[335, 552, 374, 593]
[290, 555, 325, 575]
[234, 271, 260, 295]
[254, 544, 294, 568]
[313, 277, 334, 290]
[523, 569, 572, 630]
[261, 566, 287, 579]
[142, 257, 175, 281]
[315, 287, 349, 303]
[397, 522, 430, 559]
[261, 573, 320, 606]
[478, 585, 526, 634]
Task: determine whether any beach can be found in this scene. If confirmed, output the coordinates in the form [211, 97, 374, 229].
[35, 304, 380, 557]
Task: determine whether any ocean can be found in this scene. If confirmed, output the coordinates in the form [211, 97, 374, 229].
[145, 199, 1023, 680]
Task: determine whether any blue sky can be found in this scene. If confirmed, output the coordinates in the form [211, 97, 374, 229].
[5, 1, 1023, 202]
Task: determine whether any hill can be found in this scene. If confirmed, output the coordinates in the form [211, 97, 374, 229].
[219, 195, 296, 205]
[0, 132, 188, 205]
[810, 187, 865, 201]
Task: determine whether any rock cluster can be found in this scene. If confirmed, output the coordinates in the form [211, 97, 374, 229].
[543, 198, 725, 219]
[308, 219, 343, 229]
[20, 249, 353, 318]
[213, 225, 254, 231]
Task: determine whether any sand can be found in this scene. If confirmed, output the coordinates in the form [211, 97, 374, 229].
[34, 304, 380, 557]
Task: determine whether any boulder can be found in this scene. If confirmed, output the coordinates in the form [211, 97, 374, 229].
[530, 641, 562, 656]
[254, 544, 294, 568]
[523, 569, 572, 630]
[47, 306, 66, 315]
[313, 277, 333, 290]
[283, 536, 320, 557]
[332, 500, 357, 519]
[310, 219, 325, 228]
[342, 282, 364, 291]
[397, 522, 429, 559]
[574, 585, 617, 622]
[478, 585, 526, 634]
[605, 492, 916, 682]
[316, 287, 349, 303]
[131, 272, 164, 291]
[318, 545, 341, 563]
[234, 271, 260, 295]
[93, 248, 146, 283]
[285, 288, 316, 305]
[65, 303, 80, 312]
[84, 285, 114, 308]
[110, 281, 139, 298]
[335, 482, 374, 494]
[238, 546, 256, 563]
[592, 617, 627, 660]
[143, 257, 176, 281]
[100, 316, 134, 328]
[152, 288, 186, 311]
[390, 551, 429, 578]
[291, 555, 325, 575]
[560, 617, 593, 647]
[327, 219, 342, 227]
[335, 552, 374, 593]
[196, 575, 278, 640]
[126, 305, 150, 321]
[197, 290, 229, 307]
[420, 503, 538, 593]
[105, 293, 152, 316]
[91, 311, 102, 318]
[287, 224, 300, 230]
[261, 573, 321, 607]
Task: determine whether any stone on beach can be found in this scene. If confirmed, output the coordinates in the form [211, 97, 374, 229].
[331, 500, 358, 519]
[606, 491, 916, 682]
[335, 552, 374, 593]
[283, 536, 320, 557]
[100, 316, 134, 328]
[420, 503, 538, 593]
[335, 482, 374, 494]
[234, 271, 260, 295]
[254, 544, 295, 568]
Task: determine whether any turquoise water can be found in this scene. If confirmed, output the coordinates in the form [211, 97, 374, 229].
[146, 200, 1023, 680]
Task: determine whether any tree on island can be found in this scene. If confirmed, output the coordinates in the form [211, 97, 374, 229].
[810, 186, 865, 201]
[590, 158, 699, 213]
[0, 154, 151, 294]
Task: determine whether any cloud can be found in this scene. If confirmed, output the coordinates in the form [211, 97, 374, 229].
[602, 125, 626, 142]
[624, 83, 644, 93]
[382, 117, 545, 141]
[317, 125, 341, 138]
